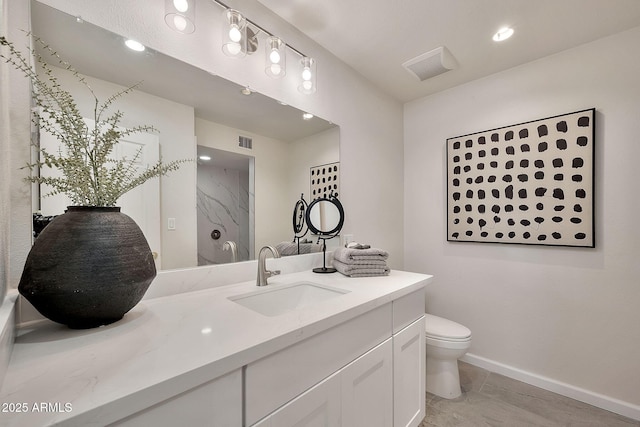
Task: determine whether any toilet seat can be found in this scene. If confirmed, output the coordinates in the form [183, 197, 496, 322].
[425, 314, 471, 342]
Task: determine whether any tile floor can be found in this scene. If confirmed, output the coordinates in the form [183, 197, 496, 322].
[420, 361, 640, 427]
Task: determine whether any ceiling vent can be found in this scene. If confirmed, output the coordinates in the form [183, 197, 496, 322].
[402, 46, 457, 81]
[238, 135, 252, 149]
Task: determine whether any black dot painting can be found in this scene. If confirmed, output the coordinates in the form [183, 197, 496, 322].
[447, 108, 594, 247]
[310, 162, 340, 201]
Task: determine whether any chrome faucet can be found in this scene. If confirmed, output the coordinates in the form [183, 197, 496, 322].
[257, 246, 281, 286]
[223, 240, 238, 263]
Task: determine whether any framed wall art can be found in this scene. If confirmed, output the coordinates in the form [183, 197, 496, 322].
[446, 108, 595, 247]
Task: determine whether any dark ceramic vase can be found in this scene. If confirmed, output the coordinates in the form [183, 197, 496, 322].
[19, 206, 156, 329]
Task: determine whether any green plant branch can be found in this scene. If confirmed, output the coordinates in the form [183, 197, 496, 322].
[1, 33, 190, 207]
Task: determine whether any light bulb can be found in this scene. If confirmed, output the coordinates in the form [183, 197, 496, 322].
[125, 39, 145, 52]
[173, 0, 189, 13]
[493, 27, 514, 42]
[270, 64, 282, 76]
[298, 57, 316, 93]
[173, 15, 187, 32]
[269, 49, 281, 64]
[229, 25, 242, 43]
[226, 43, 241, 56]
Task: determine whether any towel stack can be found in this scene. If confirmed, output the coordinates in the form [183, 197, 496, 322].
[332, 245, 390, 277]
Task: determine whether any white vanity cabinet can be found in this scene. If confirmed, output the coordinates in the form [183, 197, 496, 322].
[248, 287, 426, 427]
[0, 270, 431, 427]
[110, 369, 242, 427]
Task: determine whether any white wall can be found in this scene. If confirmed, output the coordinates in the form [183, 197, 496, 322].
[2, 0, 32, 297]
[288, 126, 340, 204]
[1, 0, 32, 388]
[404, 26, 640, 416]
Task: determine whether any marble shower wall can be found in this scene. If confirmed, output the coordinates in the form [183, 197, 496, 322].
[197, 163, 250, 265]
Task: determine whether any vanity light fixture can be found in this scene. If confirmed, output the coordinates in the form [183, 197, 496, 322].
[165, 0, 196, 34]
[302, 112, 314, 120]
[241, 86, 252, 95]
[298, 56, 317, 94]
[222, 9, 247, 57]
[198, 155, 211, 161]
[265, 36, 286, 78]
[124, 39, 146, 52]
[211, 0, 319, 94]
[492, 26, 514, 42]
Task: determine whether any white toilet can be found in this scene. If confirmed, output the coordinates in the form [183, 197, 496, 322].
[425, 313, 472, 399]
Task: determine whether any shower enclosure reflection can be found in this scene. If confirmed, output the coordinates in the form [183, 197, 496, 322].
[197, 147, 254, 265]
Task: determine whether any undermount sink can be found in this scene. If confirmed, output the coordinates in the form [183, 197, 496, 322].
[229, 282, 350, 317]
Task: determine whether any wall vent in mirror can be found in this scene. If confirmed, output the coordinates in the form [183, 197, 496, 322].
[239, 135, 253, 149]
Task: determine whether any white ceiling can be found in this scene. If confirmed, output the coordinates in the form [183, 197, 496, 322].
[257, 0, 640, 102]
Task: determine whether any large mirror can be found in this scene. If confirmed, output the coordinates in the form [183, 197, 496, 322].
[30, 1, 340, 270]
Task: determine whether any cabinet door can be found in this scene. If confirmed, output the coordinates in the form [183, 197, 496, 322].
[341, 339, 393, 427]
[263, 371, 341, 427]
[393, 316, 425, 427]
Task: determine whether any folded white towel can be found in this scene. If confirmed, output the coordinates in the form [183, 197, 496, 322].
[333, 246, 389, 264]
[333, 259, 390, 277]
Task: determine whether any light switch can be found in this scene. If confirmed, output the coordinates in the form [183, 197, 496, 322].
[168, 218, 176, 230]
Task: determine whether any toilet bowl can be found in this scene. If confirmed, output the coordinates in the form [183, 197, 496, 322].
[425, 313, 471, 399]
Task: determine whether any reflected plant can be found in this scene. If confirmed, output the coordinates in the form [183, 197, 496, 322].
[0, 34, 188, 206]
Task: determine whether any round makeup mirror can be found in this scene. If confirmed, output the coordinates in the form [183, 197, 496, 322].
[293, 195, 308, 238]
[306, 195, 344, 273]
[306, 197, 344, 236]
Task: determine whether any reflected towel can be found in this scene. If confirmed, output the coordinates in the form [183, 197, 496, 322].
[333, 259, 390, 277]
[333, 246, 389, 265]
[276, 241, 323, 256]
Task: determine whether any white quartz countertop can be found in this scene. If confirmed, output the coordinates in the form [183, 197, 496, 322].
[0, 270, 431, 426]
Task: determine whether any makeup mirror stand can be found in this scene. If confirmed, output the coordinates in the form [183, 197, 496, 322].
[305, 193, 345, 274]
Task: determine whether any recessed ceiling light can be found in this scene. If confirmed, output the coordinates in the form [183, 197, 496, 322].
[124, 39, 145, 52]
[198, 155, 211, 161]
[492, 27, 514, 42]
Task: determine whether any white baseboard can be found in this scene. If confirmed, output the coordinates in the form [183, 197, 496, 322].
[461, 353, 640, 422]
